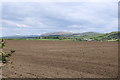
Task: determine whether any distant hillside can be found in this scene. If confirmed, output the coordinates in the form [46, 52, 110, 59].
[84, 31, 120, 41]
[1, 31, 119, 41]
[1, 31, 102, 39]
[41, 31, 102, 37]
[80, 32, 101, 36]
[41, 31, 73, 37]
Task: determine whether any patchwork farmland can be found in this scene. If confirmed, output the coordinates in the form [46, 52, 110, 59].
[2, 40, 118, 78]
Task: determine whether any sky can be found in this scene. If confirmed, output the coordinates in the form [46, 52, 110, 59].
[1, 1, 118, 36]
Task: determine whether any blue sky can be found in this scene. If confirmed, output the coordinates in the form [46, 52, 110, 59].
[1, 2, 118, 36]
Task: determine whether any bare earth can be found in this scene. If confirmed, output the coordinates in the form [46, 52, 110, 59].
[2, 40, 118, 78]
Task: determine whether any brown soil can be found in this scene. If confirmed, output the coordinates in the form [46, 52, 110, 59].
[2, 40, 118, 78]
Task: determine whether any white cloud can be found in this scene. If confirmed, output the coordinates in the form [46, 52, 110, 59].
[2, 20, 32, 28]
[67, 25, 83, 28]
[15, 34, 21, 35]
[16, 24, 31, 28]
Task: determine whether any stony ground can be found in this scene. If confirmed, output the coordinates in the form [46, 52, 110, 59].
[2, 40, 118, 78]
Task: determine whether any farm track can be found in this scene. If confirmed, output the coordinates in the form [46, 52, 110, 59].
[2, 40, 118, 78]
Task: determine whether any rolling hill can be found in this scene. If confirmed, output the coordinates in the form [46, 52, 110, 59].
[41, 31, 73, 37]
[41, 31, 102, 37]
[90, 31, 120, 41]
[1, 31, 119, 41]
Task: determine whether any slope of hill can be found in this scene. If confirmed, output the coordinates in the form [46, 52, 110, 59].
[84, 31, 120, 41]
[80, 32, 101, 36]
[41, 31, 73, 37]
[41, 31, 102, 37]
[1, 31, 119, 41]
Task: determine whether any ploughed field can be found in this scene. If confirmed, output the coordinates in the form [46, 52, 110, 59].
[2, 40, 118, 78]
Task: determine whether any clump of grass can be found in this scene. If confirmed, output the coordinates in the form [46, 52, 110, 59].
[10, 49, 16, 53]
[0, 39, 16, 63]
[5, 53, 12, 57]
[2, 56, 9, 63]
[0, 51, 9, 63]
[1, 39, 5, 48]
